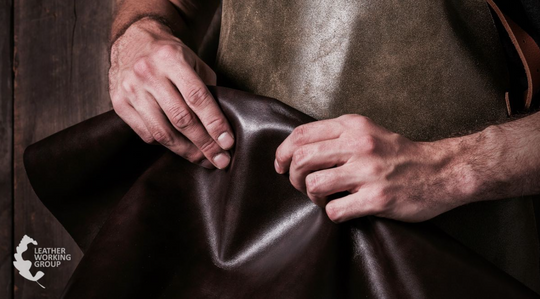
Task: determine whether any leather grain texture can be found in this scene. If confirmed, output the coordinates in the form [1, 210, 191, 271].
[24, 87, 539, 298]
[216, 0, 508, 141]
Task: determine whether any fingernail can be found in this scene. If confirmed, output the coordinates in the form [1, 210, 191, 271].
[213, 153, 231, 169]
[274, 159, 282, 173]
[217, 132, 234, 150]
[199, 159, 215, 169]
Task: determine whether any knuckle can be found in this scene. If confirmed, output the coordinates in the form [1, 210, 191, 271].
[121, 79, 134, 93]
[292, 147, 310, 168]
[339, 114, 356, 123]
[186, 87, 211, 108]
[359, 135, 377, 153]
[305, 173, 322, 195]
[292, 125, 308, 144]
[197, 138, 217, 153]
[326, 204, 343, 222]
[133, 58, 153, 78]
[362, 163, 382, 177]
[152, 129, 173, 146]
[170, 106, 194, 130]
[205, 117, 227, 135]
[343, 136, 362, 150]
[156, 44, 179, 60]
[345, 114, 371, 127]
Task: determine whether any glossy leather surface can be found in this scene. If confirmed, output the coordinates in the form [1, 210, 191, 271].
[24, 87, 538, 298]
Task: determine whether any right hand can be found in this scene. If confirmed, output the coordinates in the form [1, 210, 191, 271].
[109, 18, 234, 169]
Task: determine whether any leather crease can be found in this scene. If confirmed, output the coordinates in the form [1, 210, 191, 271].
[24, 87, 539, 298]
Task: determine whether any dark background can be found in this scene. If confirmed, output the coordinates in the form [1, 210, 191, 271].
[1, 0, 116, 298]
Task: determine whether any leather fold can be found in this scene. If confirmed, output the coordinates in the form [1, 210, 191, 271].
[24, 87, 538, 298]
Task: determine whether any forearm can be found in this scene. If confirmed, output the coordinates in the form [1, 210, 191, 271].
[112, 0, 219, 50]
[441, 111, 540, 203]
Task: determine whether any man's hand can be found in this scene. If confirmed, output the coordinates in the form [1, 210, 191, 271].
[274, 114, 479, 223]
[109, 18, 234, 169]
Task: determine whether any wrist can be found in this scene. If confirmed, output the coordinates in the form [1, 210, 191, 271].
[110, 17, 179, 69]
[113, 17, 174, 50]
[419, 134, 483, 207]
[434, 125, 509, 204]
[112, 14, 175, 47]
[129, 17, 174, 37]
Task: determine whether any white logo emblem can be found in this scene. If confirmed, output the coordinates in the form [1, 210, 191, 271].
[13, 235, 45, 288]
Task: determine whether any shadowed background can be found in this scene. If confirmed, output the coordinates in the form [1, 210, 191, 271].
[1, 0, 115, 298]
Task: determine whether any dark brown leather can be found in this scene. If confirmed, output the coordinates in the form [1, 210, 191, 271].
[24, 87, 538, 298]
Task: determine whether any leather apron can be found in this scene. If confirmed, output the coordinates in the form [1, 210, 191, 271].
[215, 0, 540, 292]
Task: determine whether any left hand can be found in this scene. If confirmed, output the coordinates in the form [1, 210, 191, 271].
[274, 114, 473, 223]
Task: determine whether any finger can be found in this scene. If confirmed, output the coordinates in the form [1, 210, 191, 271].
[116, 97, 215, 169]
[275, 120, 343, 174]
[325, 192, 377, 223]
[288, 139, 351, 193]
[167, 66, 235, 151]
[130, 91, 214, 167]
[112, 99, 154, 143]
[146, 78, 230, 169]
[304, 166, 358, 207]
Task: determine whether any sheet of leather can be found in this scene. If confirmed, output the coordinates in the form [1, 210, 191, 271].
[215, 0, 540, 290]
[24, 87, 539, 298]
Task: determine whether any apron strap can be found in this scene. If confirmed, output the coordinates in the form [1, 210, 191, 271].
[487, 0, 540, 115]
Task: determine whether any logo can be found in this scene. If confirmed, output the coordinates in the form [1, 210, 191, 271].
[13, 235, 45, 288]
[13, 235, 72, 289]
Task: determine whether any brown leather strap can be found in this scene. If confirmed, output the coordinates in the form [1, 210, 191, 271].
[487, 0, 540, 114]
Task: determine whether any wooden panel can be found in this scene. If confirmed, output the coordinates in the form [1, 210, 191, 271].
[13, 0, 113, 298]
[0, 0, 13, 298]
